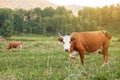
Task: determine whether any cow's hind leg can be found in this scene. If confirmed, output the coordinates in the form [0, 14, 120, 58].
[102, 40, 110, 65]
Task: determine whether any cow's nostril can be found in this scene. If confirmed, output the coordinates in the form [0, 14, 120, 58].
[65, 49, 68, 52]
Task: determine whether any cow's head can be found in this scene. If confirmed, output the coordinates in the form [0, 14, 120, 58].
[58, 35, 72, 52]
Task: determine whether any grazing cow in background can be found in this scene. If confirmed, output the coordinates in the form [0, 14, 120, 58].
[58, 30, 111, 66]
[8, 41, 23, 50]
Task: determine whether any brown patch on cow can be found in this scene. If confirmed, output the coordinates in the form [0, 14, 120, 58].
[8, 41, 23, 50]
[68, 30, 111, 66]
[58, 37, 63, 42]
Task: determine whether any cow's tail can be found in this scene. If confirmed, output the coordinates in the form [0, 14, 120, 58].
[101, 30, 112, 39]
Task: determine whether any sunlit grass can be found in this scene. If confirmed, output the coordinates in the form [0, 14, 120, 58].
[0, 36, 120, 80]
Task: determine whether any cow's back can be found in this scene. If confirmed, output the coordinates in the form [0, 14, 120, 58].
[71, 31, 111, 53]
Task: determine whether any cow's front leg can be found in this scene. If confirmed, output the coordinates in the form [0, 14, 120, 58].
[71, 57, 75, 64]
[69, 51, 79, 65]
[79, 51, 84, 67]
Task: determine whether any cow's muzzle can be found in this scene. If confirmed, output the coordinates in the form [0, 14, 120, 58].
[65, 49, 69, 52]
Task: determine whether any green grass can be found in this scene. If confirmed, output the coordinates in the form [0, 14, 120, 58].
[0, 36, 120, 80]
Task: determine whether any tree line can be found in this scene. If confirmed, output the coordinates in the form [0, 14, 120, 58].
[0, 4, 120, 38]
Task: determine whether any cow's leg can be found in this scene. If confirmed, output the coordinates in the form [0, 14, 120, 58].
[71, 57, 75, 65]
[11, 47, 14, 50]
[19, 44, 22, 50]
[8, 47, 10, 50]
[8, 46, 12, 50]
[79, 51, 84, 67]
[69, 51, 79, 64]
[102, 41, 110, 65]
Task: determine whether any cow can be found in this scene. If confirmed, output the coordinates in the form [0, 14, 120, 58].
[58, 30, 111, 66]
[8, 41, 23, 50]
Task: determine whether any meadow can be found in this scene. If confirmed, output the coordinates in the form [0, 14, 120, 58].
[0, 34, 120, 80]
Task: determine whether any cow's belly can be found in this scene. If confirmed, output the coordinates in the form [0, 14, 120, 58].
[69, 47, 103, 57]
[84, 47, 103, 54]
[83, 42, 103, 53]
[13, 46, 17, 48]
[81, 36, 103, 52]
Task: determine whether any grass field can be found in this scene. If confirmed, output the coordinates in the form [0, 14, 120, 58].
[0, 35, 120, 80]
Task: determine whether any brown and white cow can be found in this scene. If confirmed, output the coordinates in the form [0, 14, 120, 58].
[58, 30, 111, 66]
[8, 41, 23, 50]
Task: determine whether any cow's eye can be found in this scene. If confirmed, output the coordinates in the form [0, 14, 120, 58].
[70, 38, 75, 42]
[63, 42, 65, 44]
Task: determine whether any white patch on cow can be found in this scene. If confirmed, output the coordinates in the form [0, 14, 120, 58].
[63, 35, 71, 51]
[17, 44, 22, 50]
[19, 44, 22, 50]
[69, 51, 79, 57]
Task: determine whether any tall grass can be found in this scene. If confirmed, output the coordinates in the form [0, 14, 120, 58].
[0, 36, 120, 80]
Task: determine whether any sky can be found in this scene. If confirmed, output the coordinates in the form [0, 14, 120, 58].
[47, 0, 120, 7]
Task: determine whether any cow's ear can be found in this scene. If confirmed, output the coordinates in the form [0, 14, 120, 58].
[58, 37, 63, 42]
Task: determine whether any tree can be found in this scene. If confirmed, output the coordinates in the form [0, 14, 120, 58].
[0, 9, 14, 29]
[13, 11, 24, 34]
[56, 6, 67, 15]
[41, 7, 55, 17]
[1, 20, 13, 38]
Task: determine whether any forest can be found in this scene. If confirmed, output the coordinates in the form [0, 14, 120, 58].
[0, 4, 120, 38]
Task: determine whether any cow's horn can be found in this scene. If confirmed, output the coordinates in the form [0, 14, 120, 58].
[58, 32, 62, 37]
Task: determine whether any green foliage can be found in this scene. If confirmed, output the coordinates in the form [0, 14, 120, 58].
[13, 10, 25, 34]
[0, 4, 120, 37]
[1, 20, 13, 38]
[0, 9, 13, 27]
[0, 8, 14, 38]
